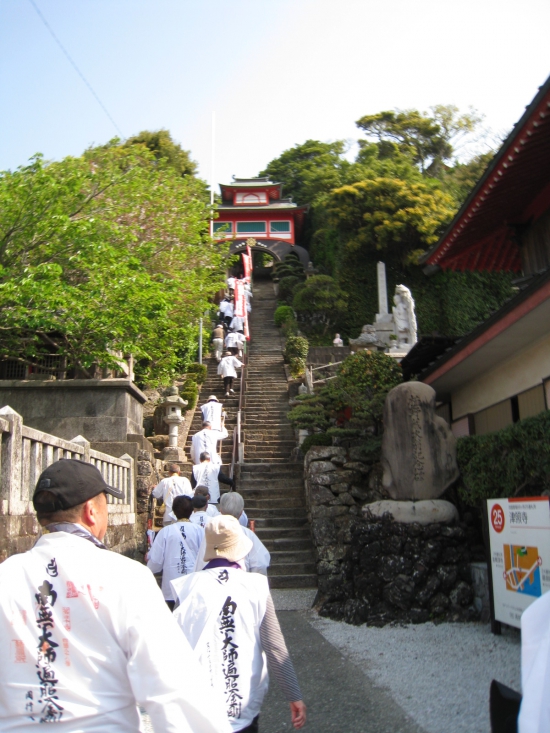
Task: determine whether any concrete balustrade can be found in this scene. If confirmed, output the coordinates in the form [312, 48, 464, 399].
[0, 405, 135, 560]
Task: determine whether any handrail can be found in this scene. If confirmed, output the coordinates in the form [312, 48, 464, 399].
[309, 360, 344, 372]
[229, 425, 238, 480]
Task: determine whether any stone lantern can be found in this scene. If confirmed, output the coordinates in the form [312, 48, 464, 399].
[160, 385, 188, 462]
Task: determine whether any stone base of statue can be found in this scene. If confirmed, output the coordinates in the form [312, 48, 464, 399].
[363, 499, 459, 525]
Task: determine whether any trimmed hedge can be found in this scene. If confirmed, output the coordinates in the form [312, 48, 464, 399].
[457, 411, 550, 508]
[274, 305, 295, 327]
[179, 379, 198, 411]
[186, 363, 207, 384]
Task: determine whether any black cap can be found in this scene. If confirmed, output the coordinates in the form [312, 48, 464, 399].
[33, 459, 125, 512]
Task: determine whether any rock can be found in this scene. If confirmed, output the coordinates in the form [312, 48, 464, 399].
[311, 519, 337, 546]
[343, 599, 370, 625]
[343, 461, 371, 473]
[363, 499, 459, 525]
[331, 455, 346, 467]
[310, 485, 336, 506]
[311, 505, 349, 519]
[331, 482, 351, 495]
[415, 575, 441, 604]
[350, 485, 370, 501]
[381, 382, 459, 500]
[436, 565, 458, 590]
[338, 492, 356, 506]
[384, 574, 415, 610]
[305, 446, 346, 468]
[429, 592, 450, 615]
[137, 461, 152, 476]
[309, 460, 338, 474]
[450, 581, 473, 609]
[360, 541, 381, 568]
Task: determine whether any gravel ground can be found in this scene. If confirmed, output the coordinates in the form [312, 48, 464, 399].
[310, 615, 521, 733]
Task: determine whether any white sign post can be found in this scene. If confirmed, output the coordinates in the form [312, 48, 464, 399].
[487, 497, 550, 630]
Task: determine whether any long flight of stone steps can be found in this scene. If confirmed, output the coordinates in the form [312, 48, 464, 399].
[181, 356, 239, 478]
[239, 279, 317, 589]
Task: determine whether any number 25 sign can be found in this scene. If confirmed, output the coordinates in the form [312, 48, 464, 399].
[491, 504, 505, 533]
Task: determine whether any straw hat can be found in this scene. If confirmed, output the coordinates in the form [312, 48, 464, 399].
[204, 515, 252, 562]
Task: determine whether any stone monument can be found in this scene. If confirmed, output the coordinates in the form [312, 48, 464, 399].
[349, 263, 418, 355]
[379, 381, 459, 508]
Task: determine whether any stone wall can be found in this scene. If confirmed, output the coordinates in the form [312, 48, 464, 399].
[305, 444, 478, 625]
[0, 379, 146, 442]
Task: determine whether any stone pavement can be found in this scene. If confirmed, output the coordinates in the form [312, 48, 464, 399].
[260, 611, 426, 733]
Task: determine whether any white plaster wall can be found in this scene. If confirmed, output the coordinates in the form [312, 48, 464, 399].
[452, 332, 550, 419]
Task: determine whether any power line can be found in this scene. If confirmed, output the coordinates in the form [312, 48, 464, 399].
[28, 0, 124, 138]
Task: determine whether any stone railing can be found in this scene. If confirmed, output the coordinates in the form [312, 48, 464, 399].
[0, 406, 135, 560]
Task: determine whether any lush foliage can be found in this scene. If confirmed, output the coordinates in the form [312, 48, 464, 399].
[274, 305, 295, 327]
[0, 142, 227, 384]
[457, 412, 550, 508]
[186, 363, 207, 385]
[260, 103, 513, 342]
[179, 378, 199, 411]
[124, 129, 198, 177]
[288, 350, 402, 434]
[300, 432, 332, 454]
[277, 276, 302, 305]
[292, 275, 349, 341]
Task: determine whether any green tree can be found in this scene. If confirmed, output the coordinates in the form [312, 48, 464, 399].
[356, 105, 482, 176]
[292, 275, 348, 341]
[327, 177, 455, 266]
[0, 143, 227, 384]
[260, 139, 350, 206]
[124, 129, 198, 177]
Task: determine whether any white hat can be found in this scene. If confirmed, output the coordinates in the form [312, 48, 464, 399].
[204, 515, 253, 562]
[207, 395, 219, 402]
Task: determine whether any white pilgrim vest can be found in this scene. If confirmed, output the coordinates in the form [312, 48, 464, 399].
[171, 568, 270, 732]
[147, 521, 204, 600]
[192, 462, 222, 502]
[190, 511, 211, 529]
[519, 590, 550, 732]
[190, 427, 227, 465]
[201, 402, 223, 431]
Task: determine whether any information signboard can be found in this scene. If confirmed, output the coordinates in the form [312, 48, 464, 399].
[487, 497, 550, 628]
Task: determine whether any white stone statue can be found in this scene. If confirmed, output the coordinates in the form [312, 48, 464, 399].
[392, 285, 417, 346]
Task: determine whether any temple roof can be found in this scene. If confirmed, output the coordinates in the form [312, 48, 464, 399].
[422, 74, 550, 273]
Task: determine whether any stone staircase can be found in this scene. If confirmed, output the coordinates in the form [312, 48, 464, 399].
[240, 279, 317, 589]
[182, 356, 238, 477]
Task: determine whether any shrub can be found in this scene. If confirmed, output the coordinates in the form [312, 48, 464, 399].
[457, 411, 550, 508]
[301, 432, 332, 454]
[292, 275, 348, 338]
[289, 357, 306, 378]
[287, 402, 330, 431]
[274, 305, 295, 327]
[179, 379, 198, 410]
[281, 317, 299, 337]
[284, 335, 309, 362]
[186, 363, 207, 384]
[278, 276, 302, 305]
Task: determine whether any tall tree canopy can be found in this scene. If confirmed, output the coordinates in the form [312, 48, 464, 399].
[0, 140, 226, 384]
[124, 129, 198, 177]
[260, 104, 513, 343]
[356, 105, 483, 176]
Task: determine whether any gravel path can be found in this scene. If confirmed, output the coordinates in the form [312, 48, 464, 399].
[310, 615, 521, 733]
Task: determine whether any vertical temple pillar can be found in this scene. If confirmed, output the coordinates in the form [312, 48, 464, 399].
[377, 261, 389, 317]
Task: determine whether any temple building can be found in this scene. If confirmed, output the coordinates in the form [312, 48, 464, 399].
[213, 177, 310, 267]
[404, 73, 550, 437]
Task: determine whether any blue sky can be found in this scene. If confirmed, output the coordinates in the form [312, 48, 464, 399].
[1, 0, 549, 188]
